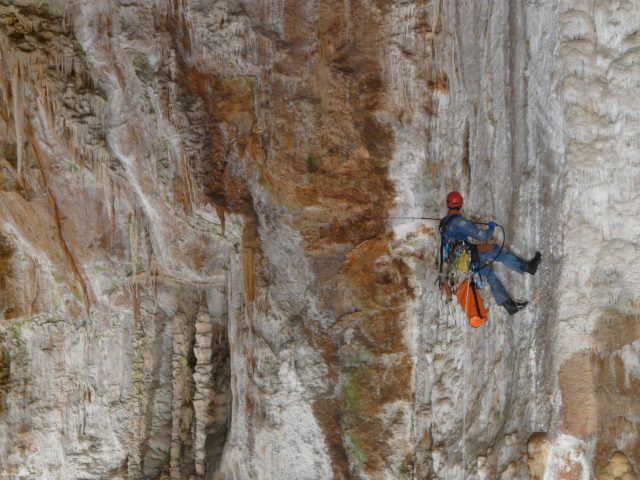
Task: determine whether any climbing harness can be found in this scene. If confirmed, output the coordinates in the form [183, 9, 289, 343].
[451, 244, 471, 273]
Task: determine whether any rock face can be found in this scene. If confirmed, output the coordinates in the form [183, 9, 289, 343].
[0, 1, 638, 479]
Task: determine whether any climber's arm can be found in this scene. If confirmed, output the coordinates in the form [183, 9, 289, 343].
[452, 216, 495, 242]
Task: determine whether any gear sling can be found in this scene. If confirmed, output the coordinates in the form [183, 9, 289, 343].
[439, 215, 488, 328]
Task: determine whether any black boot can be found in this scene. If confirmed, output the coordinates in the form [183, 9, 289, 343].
[501, 298, 528, 315]
[524, 251, 542, 275]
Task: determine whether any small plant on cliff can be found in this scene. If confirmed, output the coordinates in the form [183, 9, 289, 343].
[343, 371, 363, 415]
[0, 234, 13, 277]
[359, 348, 375, 365]
[158, 157, 170, 170]
[345, 433, 366, 472]
[131, 50, 152, 81]
[103, 283, 121, 297]
[306, 153, 319, 173]
[399, 452, 414, 478]
[8, 319, 31, 345]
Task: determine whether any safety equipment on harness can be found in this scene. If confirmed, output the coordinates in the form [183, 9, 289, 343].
[457, 277, 488, 328]
[438, 214, 461, 274]
[449, 242, 471, 273]
[446, 191, 463, 208]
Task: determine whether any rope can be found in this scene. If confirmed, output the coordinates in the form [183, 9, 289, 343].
[386, 216, 443, 221]
[462, 278, 469, 473]
[386, 216, 488, 224]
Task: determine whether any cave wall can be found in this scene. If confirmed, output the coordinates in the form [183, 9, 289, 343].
[0, 1, 638, 479]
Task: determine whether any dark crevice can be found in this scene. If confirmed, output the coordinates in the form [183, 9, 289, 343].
[204, 319, 231, 478]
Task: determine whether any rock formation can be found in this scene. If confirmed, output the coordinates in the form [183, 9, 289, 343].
[0, 1, 638, 479]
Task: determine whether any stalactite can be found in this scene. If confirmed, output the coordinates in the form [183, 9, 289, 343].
[26, 257, 39, 318]
[102, 161, 114, 226]
[58, 55, 74, 77]
[0, 38, 11, 120]
[121, 210, 151, 479]
[110, 185, 117, 245]
[129, 211, 140, 327]
[192, 304, 213, 478]
[173, 143, 196, 213]
[90, 95, 108, 129]
[183, 152, 196, 211]
[170, 311, 195, 480]
[215, 205, 226, 237]
[11, 61, 24, 181]
[126, 297, 147, 480]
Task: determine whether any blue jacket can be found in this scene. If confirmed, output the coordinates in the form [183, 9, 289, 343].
[441, 214, 494, 244]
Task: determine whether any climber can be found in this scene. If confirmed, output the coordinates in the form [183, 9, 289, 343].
[439, 191, 542, 315]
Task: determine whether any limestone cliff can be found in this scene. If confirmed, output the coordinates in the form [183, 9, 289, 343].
[0, 1, 638, 479]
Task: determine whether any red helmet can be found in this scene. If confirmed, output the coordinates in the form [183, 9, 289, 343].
[447, 191, 463, 208]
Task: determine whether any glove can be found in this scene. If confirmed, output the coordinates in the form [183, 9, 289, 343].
[487, 221, 497, 230]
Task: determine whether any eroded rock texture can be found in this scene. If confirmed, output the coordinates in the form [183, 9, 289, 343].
[0, 1, 638, 479]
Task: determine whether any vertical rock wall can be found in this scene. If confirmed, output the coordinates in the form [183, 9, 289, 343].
[0, 1, 638, 479]
[389, 2, 564, 478]
[550, 1, 640, 478]
[0, 1, 236, 478]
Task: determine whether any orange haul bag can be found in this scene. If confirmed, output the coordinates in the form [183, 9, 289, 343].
[456, 278, 488, 328]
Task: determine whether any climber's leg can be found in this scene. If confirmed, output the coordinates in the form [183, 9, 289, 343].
[477, 265, 510, 305]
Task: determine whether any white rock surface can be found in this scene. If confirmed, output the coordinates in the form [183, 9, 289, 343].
[0, 1, 638, 479]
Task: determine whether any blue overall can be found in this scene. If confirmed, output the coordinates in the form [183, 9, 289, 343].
[442, 214, 527, 305]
